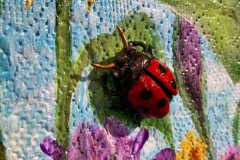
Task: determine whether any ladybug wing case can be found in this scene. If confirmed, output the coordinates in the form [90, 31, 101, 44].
[127, 59, 178, 118]
[145, 59, 178, 96]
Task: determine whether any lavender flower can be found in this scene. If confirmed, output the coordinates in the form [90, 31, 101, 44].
[152, 148, 175, 160]
[41, 117, 150, 160]
[40, 137, 66, 160]
[177, 19, 202, 106]
[104, 116, 129, 138]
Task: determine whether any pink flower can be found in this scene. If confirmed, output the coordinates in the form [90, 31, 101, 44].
[222, 145, 240, 160]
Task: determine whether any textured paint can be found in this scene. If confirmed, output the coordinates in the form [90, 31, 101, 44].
[0, 0, 57, 159]
[176, 130, 207, 160]
[159, 0, 240, 82]
[0, 0, 239, 159]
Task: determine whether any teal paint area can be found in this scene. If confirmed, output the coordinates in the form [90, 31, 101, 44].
[0, 51, 12, 80]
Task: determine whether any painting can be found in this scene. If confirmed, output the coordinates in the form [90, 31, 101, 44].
[0, 0, 239, 159]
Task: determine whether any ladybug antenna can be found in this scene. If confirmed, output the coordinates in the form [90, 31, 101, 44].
[91, 62, 115, 69]
[116, 25, 128, 49]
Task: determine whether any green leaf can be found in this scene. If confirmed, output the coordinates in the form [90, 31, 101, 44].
[141, 116, 175, 148]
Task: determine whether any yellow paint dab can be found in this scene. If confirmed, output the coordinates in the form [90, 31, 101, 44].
[176, 130, 207, 160]
[24, 0, 34, 10]
[86, 0, 95, 13]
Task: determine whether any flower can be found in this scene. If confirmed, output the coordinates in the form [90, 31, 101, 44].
[176, 130, 207, 160]
[40, 137, 66, 160]
[24, 0, 34, 10]
[221, 145, 240, 160]
[177, 19, 202, 107]
[41, 117, 150, 160]
[152, 148, 175, 160]
[67, 117, 149, 160]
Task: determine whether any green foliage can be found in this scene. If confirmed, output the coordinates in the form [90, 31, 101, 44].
[233, 104, 240, 146]
[141, 116, 174, 148]
[160, 0, 240, 82]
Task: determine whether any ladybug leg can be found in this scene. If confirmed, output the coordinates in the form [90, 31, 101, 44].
[101, 73, 123, 96]
[129, 41, 153, 57]
[133, 111, 144, 126]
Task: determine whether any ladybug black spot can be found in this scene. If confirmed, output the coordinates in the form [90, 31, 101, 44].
[137, 105, 149, 115]
[157, 98, 166, 108]
[171, 80, 177, 89]
[140, 89, 152, 100]
[159, 64, 166, 73]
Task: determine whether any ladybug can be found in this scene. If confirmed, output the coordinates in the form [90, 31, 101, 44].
[91, 25, 178, 118]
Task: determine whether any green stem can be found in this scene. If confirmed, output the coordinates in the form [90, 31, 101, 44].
[55, 0, 73, 147]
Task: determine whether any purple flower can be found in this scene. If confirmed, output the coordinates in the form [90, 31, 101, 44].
[152, 148, 175, 160]
[222, 145, 240, 160]
[104, 116, 129, 137]
[40, 137, 66, 160]
[40, 117, 175, 160]
[132, 128, 149, 159]
[67, 121, 111, 160]
[67, 118, 149, 160]
[177, 19, 202, 106]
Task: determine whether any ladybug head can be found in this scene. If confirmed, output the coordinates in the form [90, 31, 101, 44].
[91, 25, 137, 78]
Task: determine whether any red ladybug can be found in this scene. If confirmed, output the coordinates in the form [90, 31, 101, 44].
[91, 25, 178, 118]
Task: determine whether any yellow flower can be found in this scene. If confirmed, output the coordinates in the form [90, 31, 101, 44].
[24, 0, 34, 10]
[86, 0, 95, 13]
[176, 130, 207, 160]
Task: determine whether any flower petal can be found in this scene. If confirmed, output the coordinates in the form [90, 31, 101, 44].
[104, 116, 129, 137]
[152, 148, 175, 160]
[132, 128, 149, 156]
[40, 137, 66, 160]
